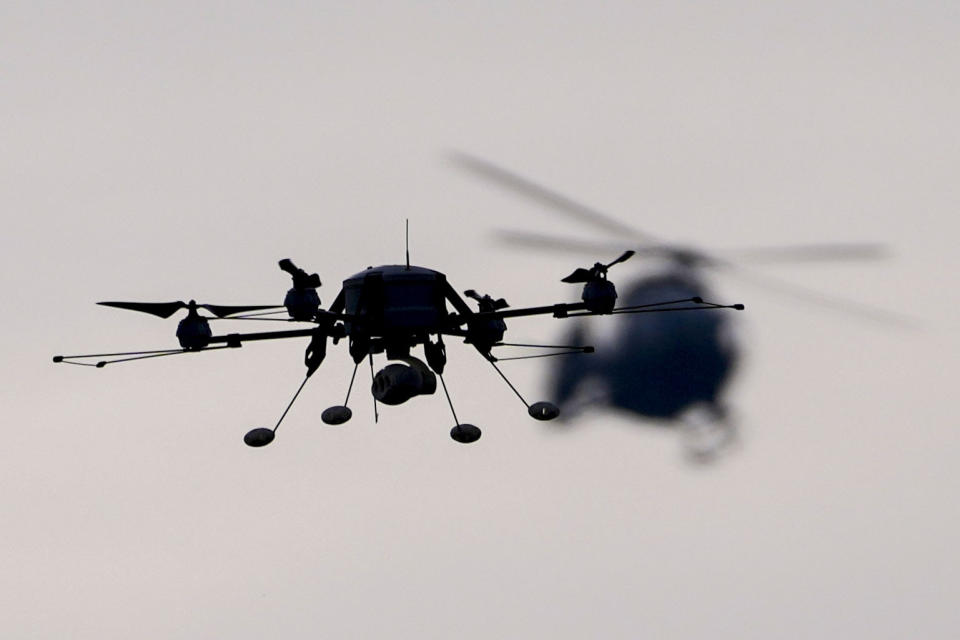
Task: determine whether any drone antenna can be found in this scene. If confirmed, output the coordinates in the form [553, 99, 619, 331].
[405, 218, 410, 270]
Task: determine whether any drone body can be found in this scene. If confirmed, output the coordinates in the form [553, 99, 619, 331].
[54, 253, 744, 448]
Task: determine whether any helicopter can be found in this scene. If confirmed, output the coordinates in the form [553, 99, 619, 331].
[53, 244, 744, 448]
[450, 152, 897, 459]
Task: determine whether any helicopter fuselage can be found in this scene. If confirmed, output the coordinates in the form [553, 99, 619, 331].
[551, 270, 739, 421]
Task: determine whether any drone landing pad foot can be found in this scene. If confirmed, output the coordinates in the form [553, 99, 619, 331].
[322, 405, 352, 425]
[244, 428, 276, 447]
[528, 402, 560, 421]
[450, 424, 481, 444]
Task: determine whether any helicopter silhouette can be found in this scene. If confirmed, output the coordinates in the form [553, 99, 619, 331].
[53, 242, 744, 448]
[451, 153, 896, 459]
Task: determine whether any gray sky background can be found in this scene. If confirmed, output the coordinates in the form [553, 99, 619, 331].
[3, 2, 959, 638]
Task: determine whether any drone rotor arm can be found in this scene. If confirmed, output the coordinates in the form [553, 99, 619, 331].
[446, 301, 590, 328]
[205, 320, 349, 348]
[441, 281, 476, 317]
[448, 294, 744, 327]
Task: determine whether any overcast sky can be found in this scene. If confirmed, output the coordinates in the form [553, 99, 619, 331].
[2, 2, 959, 638]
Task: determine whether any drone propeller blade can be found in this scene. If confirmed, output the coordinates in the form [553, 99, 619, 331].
[98, 301, 281, 319]
[606, 250, 635, 268]
[561, 268, 594, 283]
[97, 301, 187, 319]
[200, 304, 283, 318]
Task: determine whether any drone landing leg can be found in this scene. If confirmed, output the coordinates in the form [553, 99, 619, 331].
[244, 374, 312, 447]
[439, 373, 481, 444]
[321, 361, 359, 425]
[486, 359, 560, 421]
[369, 353, 379, 424]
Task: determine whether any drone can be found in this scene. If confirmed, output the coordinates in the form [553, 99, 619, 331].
[53, 248, 744, 447]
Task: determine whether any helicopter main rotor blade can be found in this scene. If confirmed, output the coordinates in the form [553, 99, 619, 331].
[449, 152, 658, 242]
[495, 230, 889, 267]
[716, 263, 917, 327]
[97, 301, 187, 318]
[716, 243, 891, 264]
[460, 153, 894, 268]
[200, 304, 283, 318]
[495, 228, 910, 324]
[494, 229, 661, 256]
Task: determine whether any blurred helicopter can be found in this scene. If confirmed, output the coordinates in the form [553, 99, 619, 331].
[451, 152, 898, 460]
[53, 248, 744, 448]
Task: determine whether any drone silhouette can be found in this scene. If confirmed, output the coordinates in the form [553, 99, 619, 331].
[54, 244, 744, 447]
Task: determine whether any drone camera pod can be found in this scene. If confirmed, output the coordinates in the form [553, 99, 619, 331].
[371, 356, 437, 406]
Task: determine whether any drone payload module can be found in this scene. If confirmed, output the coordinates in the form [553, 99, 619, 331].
[54, 250, 744, 447]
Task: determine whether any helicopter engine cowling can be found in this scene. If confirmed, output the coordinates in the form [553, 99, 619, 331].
[371, 356, 437, 405]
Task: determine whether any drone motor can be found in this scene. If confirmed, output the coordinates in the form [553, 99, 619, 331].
[175, 302, 213, 350]
[561, 250, 636, 314]
[284, 288, 321, 321]
[580, 279, 619, 314]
